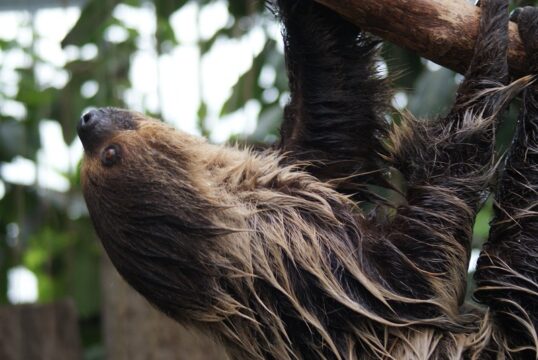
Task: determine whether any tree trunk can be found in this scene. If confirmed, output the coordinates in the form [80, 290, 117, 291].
[0, 300, 82, 360]
[101, 253, 228, 360]
[314, 0, 528, 76]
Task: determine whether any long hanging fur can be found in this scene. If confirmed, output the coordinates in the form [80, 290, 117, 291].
[474, 7, 538, 359]
[78, 1, 538, 359]
[275, 0, 392, 203]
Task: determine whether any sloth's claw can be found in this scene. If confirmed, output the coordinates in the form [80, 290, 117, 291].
[509, 7, 522, 23]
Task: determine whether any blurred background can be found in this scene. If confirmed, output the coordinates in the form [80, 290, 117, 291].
[0, 0, 537, 359]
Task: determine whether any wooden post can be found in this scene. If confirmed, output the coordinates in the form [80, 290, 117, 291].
[314, 0, 528, 76]
[0, 300, 82, 360]
[101, 254, 229, 360]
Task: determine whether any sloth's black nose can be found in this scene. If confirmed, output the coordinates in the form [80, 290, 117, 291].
[79, 109, 100, 130]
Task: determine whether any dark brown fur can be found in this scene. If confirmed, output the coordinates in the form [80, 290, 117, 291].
[79, 1, 538, 359]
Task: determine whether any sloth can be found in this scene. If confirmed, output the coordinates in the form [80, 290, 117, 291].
[78, 0, 538, 359]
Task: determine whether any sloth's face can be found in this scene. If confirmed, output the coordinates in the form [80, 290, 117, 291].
[78, 108, 203, 192]
[77, 107, 212, 248]
[77, 107, 139, 158]
[77, 108, 235, 323]
[78, 108, 144, 185]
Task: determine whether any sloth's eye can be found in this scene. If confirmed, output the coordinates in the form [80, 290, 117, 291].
[101, 144, 121, 167]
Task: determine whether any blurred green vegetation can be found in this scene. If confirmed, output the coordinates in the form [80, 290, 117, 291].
[0, 0, 537, 357]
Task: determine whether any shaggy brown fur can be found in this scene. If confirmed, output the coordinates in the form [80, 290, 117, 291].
[78, 1, 538, 359]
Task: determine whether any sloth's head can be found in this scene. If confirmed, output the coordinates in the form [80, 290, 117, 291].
[77, 107, 204, 189]
[78, 108, 242, 323]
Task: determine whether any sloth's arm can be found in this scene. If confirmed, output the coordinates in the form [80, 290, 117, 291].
[276, 0, 391, 201]
[474, 7, 538, 355]
[385, 0, 514, 309]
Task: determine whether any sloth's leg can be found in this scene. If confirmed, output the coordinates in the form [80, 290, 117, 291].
[474, 7, 538, 355]
[275, 0, 391, 201]
[384, 0, 512, 309]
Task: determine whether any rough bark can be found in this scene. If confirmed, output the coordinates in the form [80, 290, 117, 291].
[101, 253, 228, 360]
[0, 300, 82, 360]
[314, 0, 528, 76]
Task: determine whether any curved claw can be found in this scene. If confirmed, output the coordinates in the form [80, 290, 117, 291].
[509, 7, 522, 23]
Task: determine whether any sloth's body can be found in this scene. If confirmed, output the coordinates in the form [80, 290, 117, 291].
[78, 1, 538, 359]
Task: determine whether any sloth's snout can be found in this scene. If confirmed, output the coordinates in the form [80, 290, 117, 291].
[79, 109, 101, 131]
[78, 107, 137, 154]
[78, 108, 113, 154]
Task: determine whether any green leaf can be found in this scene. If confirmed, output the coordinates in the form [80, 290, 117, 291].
[473, 199, 494, 247]
[62, 0, 121, 47]
[0, 120, 26, 161]
[220, 39, 276, 116]
[248, 104, 282, 143]
[408, 67, 457, 118]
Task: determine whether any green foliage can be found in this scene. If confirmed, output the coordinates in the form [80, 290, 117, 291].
[220, 39, 277, 116]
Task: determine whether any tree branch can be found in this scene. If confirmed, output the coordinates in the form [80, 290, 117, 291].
[314, 0, 527, 76]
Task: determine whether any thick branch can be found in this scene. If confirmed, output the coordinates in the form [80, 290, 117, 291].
[314, 0, 527, 76]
